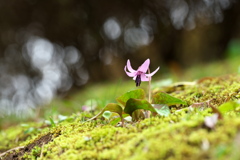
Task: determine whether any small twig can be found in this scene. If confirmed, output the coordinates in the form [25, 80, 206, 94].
[0, 146, 25, 157]
[207, 99, 223, 119]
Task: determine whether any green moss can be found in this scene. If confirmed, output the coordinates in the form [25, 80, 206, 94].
[168, 75, 240, 107]
[37, 109, 240, 159]
[0, 122, 45, 151]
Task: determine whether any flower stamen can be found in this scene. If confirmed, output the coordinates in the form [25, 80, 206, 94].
[135, 75, 141, 87]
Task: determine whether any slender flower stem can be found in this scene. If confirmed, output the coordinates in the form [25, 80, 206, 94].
[148, 68, 151, 103]
[145, 68, 151, 118]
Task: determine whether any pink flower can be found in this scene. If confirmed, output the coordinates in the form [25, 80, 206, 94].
[124, 59, 160, 86]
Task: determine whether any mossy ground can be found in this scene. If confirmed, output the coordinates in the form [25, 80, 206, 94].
[0, 56, 240, 160]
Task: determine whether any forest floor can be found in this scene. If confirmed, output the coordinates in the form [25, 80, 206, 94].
[0, 56, 240, 160]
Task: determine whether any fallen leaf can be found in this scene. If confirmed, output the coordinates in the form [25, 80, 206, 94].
[204, 113, 219, 129]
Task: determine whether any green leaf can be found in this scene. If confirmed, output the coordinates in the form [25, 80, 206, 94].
[49, 117, 56, 127]
[116, 89, 145, 106]
[24, 127, 36, 134]
[152, 92, 187, 106]
[152, 104, 170, 117]
[109, 114, 130, 126]
[102, 111, 112, 120]
[88, 103, 123, 121]
[218, 101, 239, 113]
[124, 98, 156, 116]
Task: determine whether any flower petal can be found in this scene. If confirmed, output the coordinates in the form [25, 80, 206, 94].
[126, 59, 136, 73]
[141, 73, 150, 81]
[138, 59, 150, 73]
[145, 66, 160, 77]
[124, 66, 136, 77]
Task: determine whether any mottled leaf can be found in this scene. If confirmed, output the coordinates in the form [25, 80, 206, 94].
[152, 92, 187, 106]
[124, 98, 156, 116]
[116, 89, 145, 106]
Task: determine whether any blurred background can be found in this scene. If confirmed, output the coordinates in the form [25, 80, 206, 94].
[0, 0, 240, 117]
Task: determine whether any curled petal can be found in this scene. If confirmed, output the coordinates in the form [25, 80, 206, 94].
[124, 66, 136, 77]
[141, 73, 150, 81]
[138, 59, 150, 73]
[126, 59, 136, 73]
[145, 66, 160, 77]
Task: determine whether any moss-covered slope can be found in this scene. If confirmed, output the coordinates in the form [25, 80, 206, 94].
[0, 74, 240, 160]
